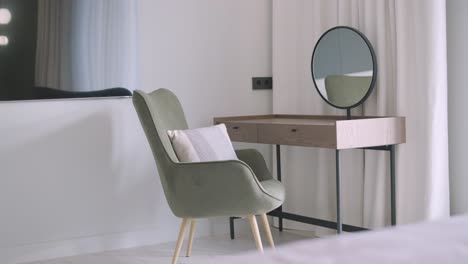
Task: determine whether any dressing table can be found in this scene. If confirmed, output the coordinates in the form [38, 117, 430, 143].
[215, 26, 406, 235]
[215, 114, 405, 234]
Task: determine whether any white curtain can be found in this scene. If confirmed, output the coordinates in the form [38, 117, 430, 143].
[272, 0, 449, 233]
[35, 0, 138, 92]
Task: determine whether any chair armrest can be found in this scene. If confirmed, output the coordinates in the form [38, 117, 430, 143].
[235, 149, 272, 181]
[168, 159, 279, 218]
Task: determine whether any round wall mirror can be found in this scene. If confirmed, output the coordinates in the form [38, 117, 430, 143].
[311, 26, 377, 110]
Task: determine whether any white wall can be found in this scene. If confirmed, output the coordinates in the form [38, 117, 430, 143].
[138, 0, 272, 126]
[0, 1, 272, 263]
[447, 0, 468, 215]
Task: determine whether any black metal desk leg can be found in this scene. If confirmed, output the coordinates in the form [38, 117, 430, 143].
[336, 150, 342, 234]
[229, 217, 235, 239]
[276, 144, 283, 232]
[390, 145, 396, 226]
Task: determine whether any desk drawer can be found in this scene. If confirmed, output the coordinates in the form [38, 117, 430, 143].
[257, 124, 336, 148]
[224, 123, 258, 143]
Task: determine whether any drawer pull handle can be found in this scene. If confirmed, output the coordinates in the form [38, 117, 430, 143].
[291, 129, 297, 132]
[232, 126, 239, 130]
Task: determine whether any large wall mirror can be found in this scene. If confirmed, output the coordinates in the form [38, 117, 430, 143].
[311, 26, 377, 116]
[0, 0, 137, 101]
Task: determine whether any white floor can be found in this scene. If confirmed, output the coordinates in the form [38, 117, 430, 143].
[25, 228, 314, 264]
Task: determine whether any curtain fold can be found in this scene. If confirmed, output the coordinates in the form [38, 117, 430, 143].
[35, 0, 138, 92]
[272, 0, 449, 233]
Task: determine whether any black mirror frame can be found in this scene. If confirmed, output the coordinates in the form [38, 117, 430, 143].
[310, 26, 378, 110]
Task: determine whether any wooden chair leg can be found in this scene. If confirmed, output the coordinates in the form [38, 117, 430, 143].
[260, 214, 275, 248]
[172, 218, 189, 264]
[248, 215, 264, 252]
[186, 219, 196, 257]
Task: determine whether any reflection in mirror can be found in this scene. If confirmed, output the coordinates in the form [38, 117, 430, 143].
[0, 0, 137, 101]
[311, 27, 376, 109]
[324, 75, 371, 107]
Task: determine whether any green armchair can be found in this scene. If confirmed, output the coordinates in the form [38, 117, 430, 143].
[132, 89, 285, 264]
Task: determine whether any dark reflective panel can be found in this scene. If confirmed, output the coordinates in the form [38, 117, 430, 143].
[311, 26, 377, 109]
[0, 0, 137, 101]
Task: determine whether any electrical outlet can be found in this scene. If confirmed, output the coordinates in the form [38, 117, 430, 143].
[252, 77, 273, 90]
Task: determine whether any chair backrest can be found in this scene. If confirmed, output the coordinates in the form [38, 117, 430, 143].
[324, 75, 372, 107]
[132, 89, 189, 212]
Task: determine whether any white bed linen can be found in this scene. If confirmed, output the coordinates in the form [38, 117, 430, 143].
[217, 215, 468, 263]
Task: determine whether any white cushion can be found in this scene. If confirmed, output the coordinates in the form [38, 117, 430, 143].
[167, 124, 238, 162]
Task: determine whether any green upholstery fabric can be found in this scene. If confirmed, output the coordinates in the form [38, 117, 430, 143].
[235, 149, 271, 182]
[132, 89, 285, 218]
[325, 75, 372, 107]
